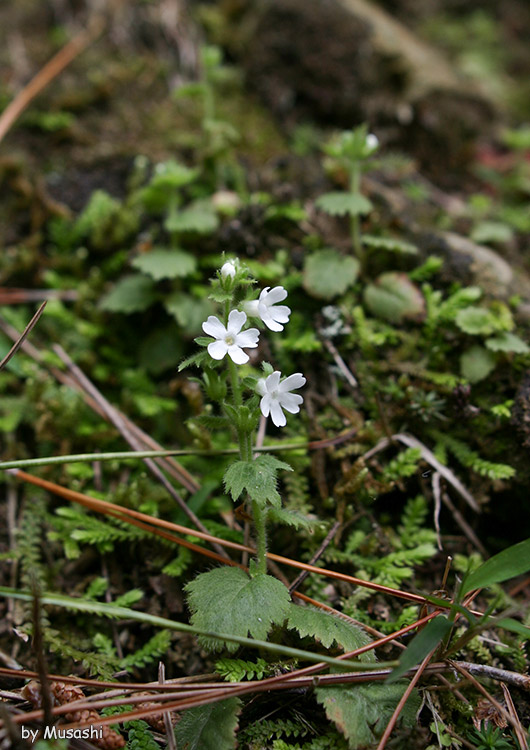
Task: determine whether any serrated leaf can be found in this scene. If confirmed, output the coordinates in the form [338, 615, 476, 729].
[364, 272, 425, 323]
[178, 351, 210, 371]
[387, 616, 452, 683]
[185, 567, 290, 652]
[315, 192, 373, 216]
[455, 306, 497, 335]
[462, 538, 530, 595]
[99, 275, 156, 313]
[287, 604, 375, 658]
[303, 249, 360, 300]
[165, 200, 219, 234]
[131, 249, 196, 280]
[362, 235, 418, 255]
[485, 332, 529, 354]
[315, 683, 420, 749]
[460, 345, 496, 383]
[175, 697, 242, 750]
[223, 455, 292, 508]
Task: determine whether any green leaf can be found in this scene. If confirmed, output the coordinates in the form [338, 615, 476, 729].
[315, 192, 373, 217]
[460, 345, 496, 383]
[462, 538, 530, 595]
[165, 292, 214, 335]
[362, 235, 418, 255]
[387, 616, 452, 683]
[303, 249, 360, 300]
[364, 272, 425, 323]
[287, 604, 375, 658]
[223, 455, 292, 508]
[485, 332, 529, 354]
[131, 249, 196, 280]
[164, 200, 219, 234]
[455, 306, 498, 335]
[185, 567, 290, 652]
[497, 618, 530, 639]
[315, 683, 420, 749]
[99, 275, 156, 313]
[175, 697, 242, 750]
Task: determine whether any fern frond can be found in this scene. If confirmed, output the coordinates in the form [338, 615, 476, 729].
[215, 657, 269, 682]
[435, 434, 515, 480]
[121, 630, 172, 670]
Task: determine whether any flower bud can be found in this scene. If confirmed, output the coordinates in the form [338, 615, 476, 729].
[220, 261, 236, 280]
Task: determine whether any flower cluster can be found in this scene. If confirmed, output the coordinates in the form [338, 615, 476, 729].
[200, 261, 305, 427]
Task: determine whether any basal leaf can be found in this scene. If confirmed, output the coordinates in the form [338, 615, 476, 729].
[315, 683, 420, 749]
[364, 272, 425, 323]
[223, 455, 292, 508]
[165, 292, 214, 335]
[165, 200, 219, 234]
[485, 332, 529, 354]
[387, 616, 452, 683]
[315, 192, 373, 217]
[132, 249, 196, 280]
[99, 275, 156, 313]
[175, 697, 242, 750]
[460, 345, 496, 383]
[455, 306, 497, 335]
[462, 538, 530, 595]
[185, 567, 290, 652]
[287, 604, 375, 658]
[303, 249, 360, 300]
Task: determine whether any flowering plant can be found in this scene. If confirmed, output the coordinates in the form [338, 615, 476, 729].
[179, 258, 307, 650]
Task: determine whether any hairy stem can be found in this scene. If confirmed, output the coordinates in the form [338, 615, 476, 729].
[252, 500, 268, 576]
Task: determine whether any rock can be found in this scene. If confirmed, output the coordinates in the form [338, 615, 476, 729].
[235, 0, 498, 182]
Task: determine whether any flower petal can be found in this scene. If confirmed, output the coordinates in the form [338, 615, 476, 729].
[227, 309, 247, 334]
[244, 299, 260, 317]
[265, 286, 288, 304]
[257, 378, 268, 396]
[227, 345, 249, 365]
[236, 327, 260, 348]
[279, 373, 306, 392]
[208, 340, 228, 360]
[265, 371, 281, 391]
[260, 312, 284, 332]
[279, 393, 303, 413]
[260, 394, 271, 417]
[202, 316, 226, 338]
[269, 305, 291, 323]
[270, 399, 286, 427]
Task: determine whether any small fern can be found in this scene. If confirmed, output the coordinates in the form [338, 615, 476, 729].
[215, 657, 269, 682]
[126, 720, 160, 750]
[239, 716, 315, 746]
[434, 433, 515, 480]
[380, 447, 422, 483]
[121, 630, 172, 670]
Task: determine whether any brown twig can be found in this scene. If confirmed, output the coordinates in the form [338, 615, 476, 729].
[51, 345, 229, 559]
[0, 16, 105, 144]
[288, 520, 341, 594]
[0, 302, 47, 372]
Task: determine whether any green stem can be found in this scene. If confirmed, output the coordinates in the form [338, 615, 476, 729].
[227, 357, 242, 407]
[252, 500, 268, 575]
[349, 161, 363, 265]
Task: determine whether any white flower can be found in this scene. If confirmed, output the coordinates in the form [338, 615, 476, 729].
[245, 286, 291, 332]
[220, 260, 236, 280]
[202, 310, 259, 365]
[257, 371, 306, 427]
